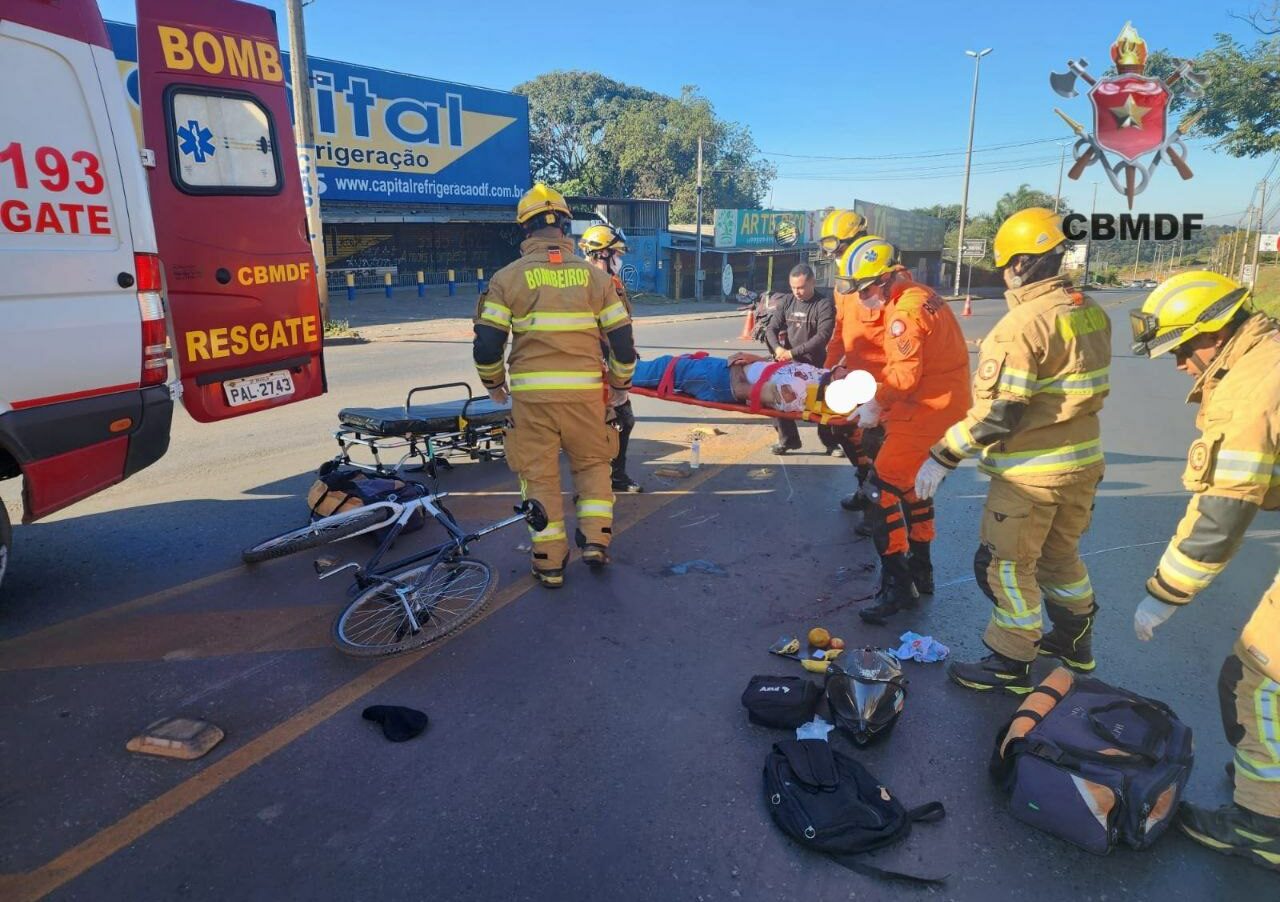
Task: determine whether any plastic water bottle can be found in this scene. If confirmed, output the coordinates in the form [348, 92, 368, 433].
[690, 436, 701, 470]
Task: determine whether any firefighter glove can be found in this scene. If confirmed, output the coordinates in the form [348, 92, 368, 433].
[856, 397, 882, 429]
[1134, 595, 1177, 642]
[914, 458, 949, 501]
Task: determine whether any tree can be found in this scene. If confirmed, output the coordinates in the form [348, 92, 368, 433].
[513, 71, 659, 186]
[993, 184, 1067, 224]
[514, 76, 774, 219]
[911, 204, 963, 233]
[1142, 23, 1280, 158]
[599, 87, 774, 220]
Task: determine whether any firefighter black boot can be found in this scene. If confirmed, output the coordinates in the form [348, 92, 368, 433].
[908, 540, 934, 595]
[859, 554, 919, 625]
[1177, 802, 1280, 872]
[948, 652, 1033, 695]
[1038, 605, 1097, 672]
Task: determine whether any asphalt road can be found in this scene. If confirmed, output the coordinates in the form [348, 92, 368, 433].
[0, 290, 1276, 900]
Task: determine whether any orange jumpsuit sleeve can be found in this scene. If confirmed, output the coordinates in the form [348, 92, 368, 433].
[877, 299, 928, 407]
[824, 295, 847, 369]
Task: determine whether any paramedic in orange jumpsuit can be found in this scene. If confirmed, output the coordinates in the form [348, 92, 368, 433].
[832, 237, 971, 624]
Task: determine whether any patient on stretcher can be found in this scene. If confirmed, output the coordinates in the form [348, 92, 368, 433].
[632, 352, 827, 412]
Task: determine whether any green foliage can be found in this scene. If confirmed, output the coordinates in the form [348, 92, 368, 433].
[514, 75, 774, 221]
[993, 184, 1069, 224]
[1143, 31, 1280, 158]
[911, 203, 963, 233]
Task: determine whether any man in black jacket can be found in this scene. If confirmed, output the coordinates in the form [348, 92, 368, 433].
[764, 263, 835, 453]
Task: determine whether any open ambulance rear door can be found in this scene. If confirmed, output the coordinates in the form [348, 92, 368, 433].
[135, 0, 325, 423]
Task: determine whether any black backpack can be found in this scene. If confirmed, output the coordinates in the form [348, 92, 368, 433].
[763, 739, 946, 885]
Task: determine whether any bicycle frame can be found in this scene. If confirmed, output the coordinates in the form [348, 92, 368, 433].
[325, 488, 532, 591]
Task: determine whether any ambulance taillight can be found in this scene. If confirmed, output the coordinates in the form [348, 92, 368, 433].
[135, 252, 168, 386]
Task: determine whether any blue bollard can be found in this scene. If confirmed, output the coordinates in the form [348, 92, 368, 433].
[384, 272, 393, 299]
[447, 269, 456, 296]
[345, 272, 355, 302]
[417, 271, 425, 298]
[476, 267, 486, 294]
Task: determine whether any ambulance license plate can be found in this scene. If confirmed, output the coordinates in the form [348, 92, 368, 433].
[223, 370, 295, 407]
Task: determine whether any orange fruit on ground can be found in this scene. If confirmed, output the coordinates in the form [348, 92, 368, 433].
[808, 627, 831, 649]
[829, 637, 846, 650]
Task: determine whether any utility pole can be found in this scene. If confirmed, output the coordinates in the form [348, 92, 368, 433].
[1230, 208, 1249, 279]
[1132, 231, 1142, 283]
[953, 47, 992, 296]
[694, 136, 704, 301]
[1054, 143, 1067, 213]
[1082, 182, 1098, 286]
[1248, 179, 1267, 288]
[286, 0, 329, 322]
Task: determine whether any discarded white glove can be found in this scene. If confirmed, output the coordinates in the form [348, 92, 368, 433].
[487, 385, 510, 405]
[1134, 595, 1178, 641]
[609, 387, 630, 408]
[856, 397, 882, 429]
[914, 458, 949, 501]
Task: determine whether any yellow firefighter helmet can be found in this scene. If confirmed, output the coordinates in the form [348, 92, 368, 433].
[819, 210, 869, 254]
[516, 183, 571, 227]
[992, 207, 1067, 268]
[578, 223, 628, 255]
[1130, 270, 1250, 358]
[835, 235, 899, 291]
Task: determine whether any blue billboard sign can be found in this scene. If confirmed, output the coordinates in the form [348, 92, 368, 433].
[106, 22, 531, 207]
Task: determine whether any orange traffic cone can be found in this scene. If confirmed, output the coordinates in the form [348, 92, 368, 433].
[740, 307, 756, 339]
[962, 295, 972, 317]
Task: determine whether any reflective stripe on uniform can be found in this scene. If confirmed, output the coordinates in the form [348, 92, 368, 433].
[531, 520, 566, 543]
[480, 302, 512, 329]
[608, 357, 636, 380]
[576, 498, 614, 519]
[993, 561, 1043, 631]
[979, 438, 1103, 477]
[509, 371, 604, 392]
[511, 310, 599, 333]
[475, 360, 505, 378]
[1157, 542, 1225, 593]
[1255, 677, 1280, 763]
[1216, 450, 1279, 487]
[1041, 367, 1110, 396]
[998, 366, 1109, 398]
[598, 302, 628, 328]
[943, 420, 982, 457]
[997, 367, 1038, 398]
[1041, 573, 1093, 602]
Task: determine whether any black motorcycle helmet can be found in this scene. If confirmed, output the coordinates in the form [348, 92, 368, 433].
[825, 648, 906, 746]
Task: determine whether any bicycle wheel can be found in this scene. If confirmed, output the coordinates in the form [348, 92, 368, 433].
[241, 506, 394, 564]
[331, 558, 496, 658]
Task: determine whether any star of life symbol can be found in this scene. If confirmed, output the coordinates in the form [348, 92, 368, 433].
[176, 119, 216, 163]
[1049, 21, 1208, 208]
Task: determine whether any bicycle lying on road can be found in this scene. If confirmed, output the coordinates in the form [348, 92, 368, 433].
[241, 483, 547, 658]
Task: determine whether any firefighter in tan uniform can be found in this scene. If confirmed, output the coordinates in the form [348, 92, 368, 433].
[472, 185, 637, 588]
[912, 208, 1111, 692]
[579, 223, 643, 494]
[1130, 271, 1280, 869]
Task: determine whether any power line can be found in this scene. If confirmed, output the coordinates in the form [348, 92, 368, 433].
[759, 136, 1063, 162]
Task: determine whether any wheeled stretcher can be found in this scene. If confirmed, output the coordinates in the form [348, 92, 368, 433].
[628, 353, 855, 426]
[330, 382, 510, 478]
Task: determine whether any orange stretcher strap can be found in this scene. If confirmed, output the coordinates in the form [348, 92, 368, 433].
[632, 353, 850, 425]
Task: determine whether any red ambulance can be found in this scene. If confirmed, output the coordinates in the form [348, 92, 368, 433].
[0, 0, 325, 591]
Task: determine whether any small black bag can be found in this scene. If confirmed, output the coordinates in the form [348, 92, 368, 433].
[763, 739, 946, 884]
[741, 675, 822, 729]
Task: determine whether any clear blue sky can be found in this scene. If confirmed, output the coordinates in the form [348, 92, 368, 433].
[101, 0, 1277, 228]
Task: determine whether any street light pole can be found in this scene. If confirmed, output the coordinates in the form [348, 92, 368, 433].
[953, 47, 991, 297]
[694, 136, 704, 301]
[286, 0, 329, 323]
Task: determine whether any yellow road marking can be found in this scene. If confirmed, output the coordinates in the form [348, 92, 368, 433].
[1, 429, 766, 901]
